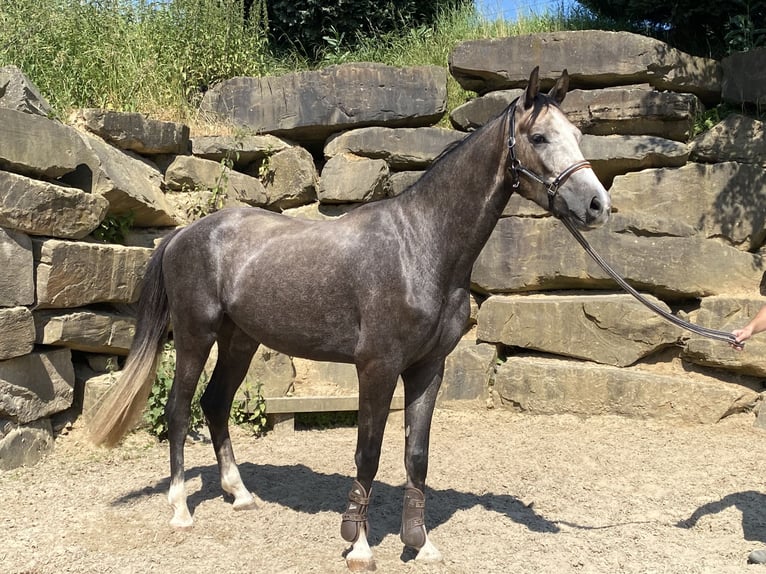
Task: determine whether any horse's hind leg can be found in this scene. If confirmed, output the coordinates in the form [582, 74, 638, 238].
[200, 319, 259, 511]
[166, 332, 215, 529]
[399, 357, 445, 563]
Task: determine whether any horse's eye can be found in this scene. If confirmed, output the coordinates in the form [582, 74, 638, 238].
[530, 133, 547, 145]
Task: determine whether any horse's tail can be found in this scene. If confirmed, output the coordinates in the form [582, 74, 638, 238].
[88, 229, 181, 447]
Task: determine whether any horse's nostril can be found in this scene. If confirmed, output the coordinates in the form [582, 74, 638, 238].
[589, 197, 602, 214]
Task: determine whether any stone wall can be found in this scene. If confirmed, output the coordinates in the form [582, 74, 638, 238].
[2, 30, 766, 469]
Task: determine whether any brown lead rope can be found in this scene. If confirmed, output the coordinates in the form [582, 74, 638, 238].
[560, 217, 744, 349]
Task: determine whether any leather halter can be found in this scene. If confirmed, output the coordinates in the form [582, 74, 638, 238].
[506, 98, 592, 211]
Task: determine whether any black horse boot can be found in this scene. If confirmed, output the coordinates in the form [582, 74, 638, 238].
[341, 480, 371, 543]
[400, 486, 427, 549]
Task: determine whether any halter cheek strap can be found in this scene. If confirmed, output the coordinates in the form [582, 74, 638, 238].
[506, 99, 592, 211]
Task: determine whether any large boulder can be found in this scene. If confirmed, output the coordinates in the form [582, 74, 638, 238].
[690, 114, 766, 167]
[0, 227, 34, 307]
[0, 170, 108, 239]
[0, 307, 35, 361]
[80, 132, 179, 227]
[163, 155, 269, 209]
[580, 134, 689, 187]
[610, 162, 766, 250]
[478, 293, 682, 367]
[258, 146, 318, 210]
[0, 418, 54, 470]
[33, 309, 136, 355]
[324, 126, 466, 170]
[450, 85, 698, 142]
[471, 215, 765, 299]
[318, 153, 389, 204]
[495, 352, 758, 423]
[71, 108, 190, 155]
[191, 134, 293, 168]
[0, 348, 75, 424]
[0, 65, 52, 117]
[449, 30, 721, 103]
[33, 239, 152, 308]
[200, 63, 447, 145]
[0, 108, 96, 179]
[683, 296, 766, 377]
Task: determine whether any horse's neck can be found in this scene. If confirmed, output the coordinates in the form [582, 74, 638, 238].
[393, 111, 513, 279]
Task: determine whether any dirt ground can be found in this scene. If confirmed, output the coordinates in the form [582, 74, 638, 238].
[2, 407, 766, 574]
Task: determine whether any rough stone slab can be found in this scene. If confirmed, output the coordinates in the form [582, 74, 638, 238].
[0, 307, 35, 361]
[439, 331, 496, 403]
[495, 353, 757, 423]
[200, 63, 447, 144]
[257, 146, 318, 210]
[71, 108, 190, 155]
[191, 134, 293, 168]
[0, 170, 109, 239]
[580, 134, 689, 187]
[478, 293, 682, 367]
[722, 48, 766, 105]
[471, 216, 764, 299]
[449, 89, 522, 132]
[0, 108, 97, 179]
[388, 171, 423, 197]
[450, 85, 698, 141]
[80, 132, 179, 227]
[0, 418, 54, 470]
[690, 114, 766, 167]
[0, 65, 52, 117]
[0, 227, 34, 307]
[449, 30, 721, 103]
[33, 238, 152, 308]
[318, 153, 389, 204]
[683, 296, 766, 377]
[282, 202, 358, 221]
[610, 162, 766, 250]
[164, 155, 268, 208]
[0, 348, 74, 424]
[34, 309, 136, 355]
[324, 127, 466, 170]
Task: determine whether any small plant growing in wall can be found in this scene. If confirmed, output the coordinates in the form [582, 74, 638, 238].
[185, 153, 237, 221]
[93, 212, 135, 244]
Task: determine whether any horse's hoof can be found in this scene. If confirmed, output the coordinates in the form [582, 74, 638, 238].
[345, 556, 376, 572]
[232, 494, 258, 511]
[749, 549, 766, 564]
[169, 515, 194, 530]
[414, 539, 443, 563]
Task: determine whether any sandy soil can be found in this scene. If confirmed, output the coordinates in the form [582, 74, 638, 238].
[2, 407, 766, 574]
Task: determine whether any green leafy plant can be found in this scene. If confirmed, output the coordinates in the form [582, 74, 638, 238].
[93, 212, 135, 244]
[144, 342, 268, 440]
[185, 155, 234, 220]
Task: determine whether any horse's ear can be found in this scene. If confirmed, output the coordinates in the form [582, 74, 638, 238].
[523, 66, 540, 109]
[548, 69, 569, 104]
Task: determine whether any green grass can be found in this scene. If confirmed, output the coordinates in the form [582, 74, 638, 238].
[0, 0, 603, 127]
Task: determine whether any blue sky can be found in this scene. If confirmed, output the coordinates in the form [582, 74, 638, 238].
[475, 0, 577, 20]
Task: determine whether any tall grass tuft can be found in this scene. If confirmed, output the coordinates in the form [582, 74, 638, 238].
[0, 0, 273, 121]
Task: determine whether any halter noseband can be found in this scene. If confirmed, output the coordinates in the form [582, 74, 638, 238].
[506, 98, 592, 212]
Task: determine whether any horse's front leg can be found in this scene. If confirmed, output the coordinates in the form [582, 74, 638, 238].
[342, 361, 399, 572]
[399, 358, 445, 563]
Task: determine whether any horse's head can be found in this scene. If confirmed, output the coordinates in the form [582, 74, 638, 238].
[508, 66, 611, 229]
